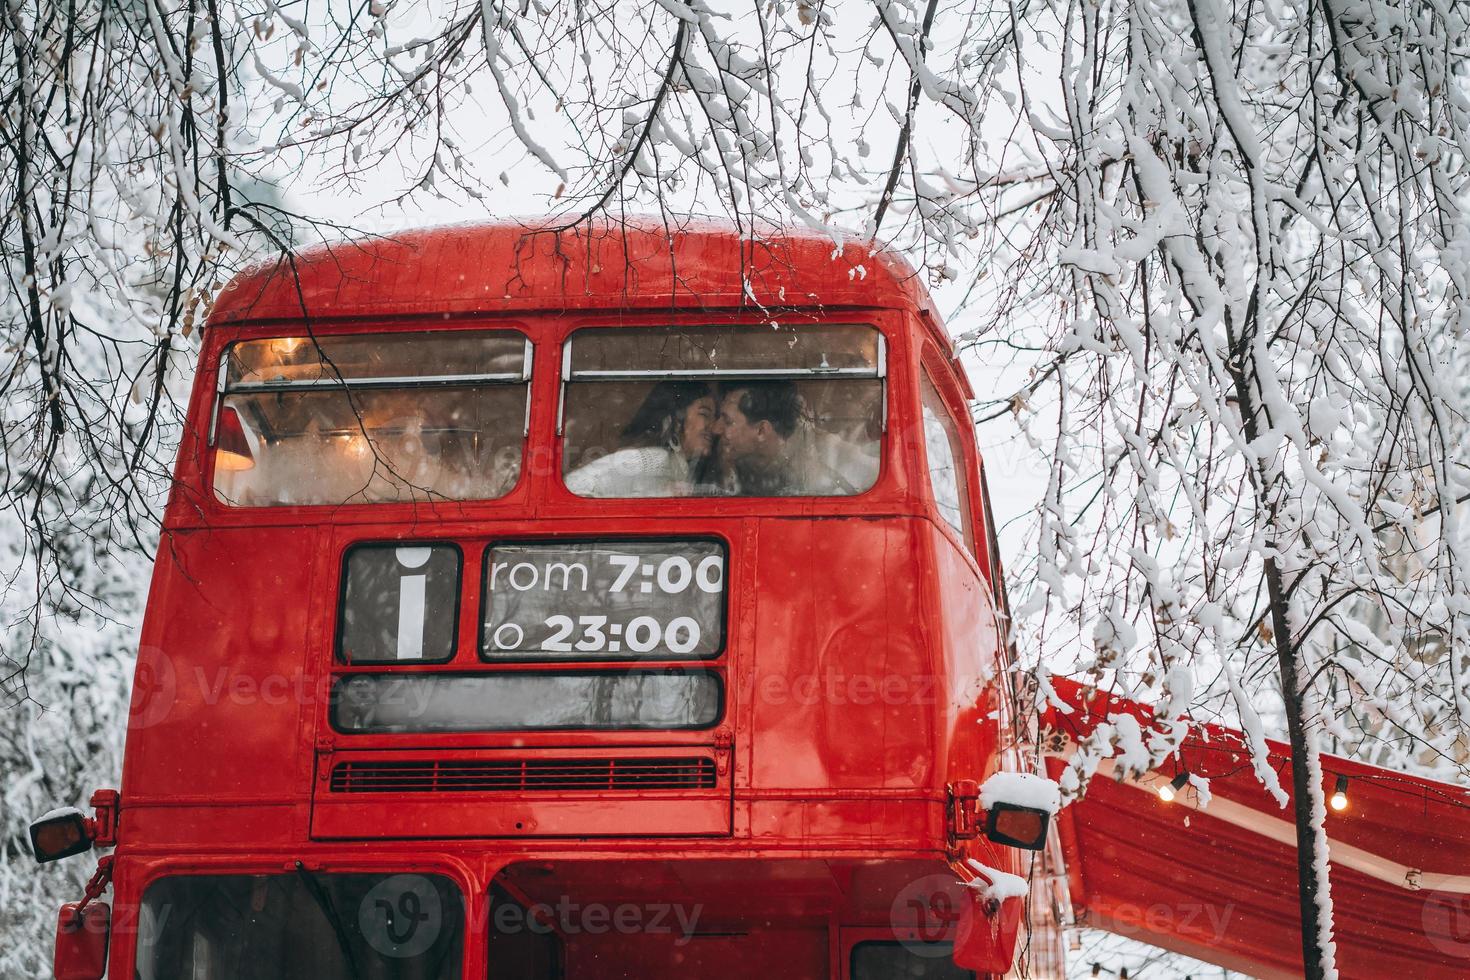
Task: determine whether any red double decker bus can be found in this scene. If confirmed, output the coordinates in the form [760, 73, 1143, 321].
[30, 220, 1065, 979]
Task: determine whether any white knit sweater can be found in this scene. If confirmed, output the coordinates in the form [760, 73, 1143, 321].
[564, 446, 692, 497]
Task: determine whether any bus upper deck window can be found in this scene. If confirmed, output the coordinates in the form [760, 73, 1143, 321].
[561, 324, 884, 498]
[920, 370, 976, 554]
[211, 330, 530, 506]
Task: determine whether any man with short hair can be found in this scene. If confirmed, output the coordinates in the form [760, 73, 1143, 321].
[712, 382, 877, 496]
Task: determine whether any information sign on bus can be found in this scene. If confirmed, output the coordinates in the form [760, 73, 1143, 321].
[481, 541, 725, 660]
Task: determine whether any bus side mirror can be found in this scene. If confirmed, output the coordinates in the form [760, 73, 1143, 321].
[953, 889, 1023, 973]
[983, 803, 1051, 850]
[29, 808, 95, 863]
[55, 902, 110, 980]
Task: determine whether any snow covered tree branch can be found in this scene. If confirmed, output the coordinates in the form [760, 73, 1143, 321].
[2, 0, 1468, 972]
[977, 1, 1470, 974]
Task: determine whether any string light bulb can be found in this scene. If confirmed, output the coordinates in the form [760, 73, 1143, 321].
[1157, 771, 1189, 803]
[1330, 774, 1349, 812]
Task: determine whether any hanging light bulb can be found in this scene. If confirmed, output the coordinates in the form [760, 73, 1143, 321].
[272, 336, 304, 356]
[1330, 774, 1349, 812]
[1157, 771, 1189, 803]
[344, 432, 371, 460]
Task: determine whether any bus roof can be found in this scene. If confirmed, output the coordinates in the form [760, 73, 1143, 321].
[209, 218, 948, 341]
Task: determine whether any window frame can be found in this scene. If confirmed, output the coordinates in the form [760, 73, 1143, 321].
[848, 940, 975, 979]
[558, 323, 886, 395]
[323, 533, 735, 738]
[207, 328, 534, 508]
[555, 321, 889, 500]
[917, 355, 978, 558]
[488, 882, 566, 978]
[327, 668, 727, 734]
[132, 868, 469, 979]
[334, 540, 465, 666]
[477, 536, 730, 664]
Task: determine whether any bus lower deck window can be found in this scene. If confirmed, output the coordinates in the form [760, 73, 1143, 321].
[135, 873, 464, 979]
[850, 942, 975, 979]
[561, 324, 884, 498]
[212, 330, 529, 506]
[331, 670, 723, 733]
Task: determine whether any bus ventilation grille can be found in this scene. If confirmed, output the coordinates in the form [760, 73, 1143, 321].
[329, 757, 718, 794]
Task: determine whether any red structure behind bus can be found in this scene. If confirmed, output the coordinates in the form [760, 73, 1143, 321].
[32, 221, 1065, 979]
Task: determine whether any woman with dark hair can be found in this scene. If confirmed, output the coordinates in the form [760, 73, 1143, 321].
[565, 381, 717, 497]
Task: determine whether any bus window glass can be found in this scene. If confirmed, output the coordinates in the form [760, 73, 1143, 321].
[331, 670, 722, 733]
[850, 942, 975, 979]
[135, 873, 464, 979]
[488, 884, 564, 975]
[920, 371, 975, 553]
[481, 540, 726, 662]
[339, 543, 461, 663]
[561, 325, 883, 498]
[212, 330, 528, 506]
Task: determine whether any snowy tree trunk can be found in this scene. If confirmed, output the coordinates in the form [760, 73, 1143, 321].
[1231, 289, 1341, 976]
[1264, 558, 1339, 979]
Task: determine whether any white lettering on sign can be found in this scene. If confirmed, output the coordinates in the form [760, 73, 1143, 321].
[696, 555, 724, 593]
[483, 543, 726, 659]
[490, 560, 594, 592]
[544, 562, 590, 592]
[509, 562, 539, 591]
[608, 555, 639, 593]
[492, 622, 525, 650]
[395, 547, 432, 660]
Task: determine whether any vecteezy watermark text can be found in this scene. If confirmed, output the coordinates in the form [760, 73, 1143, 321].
[492, 897, 703, 946]
[757, 669, 941, 706]
[1103, 900, 1236, 941]
[1423, 890, 1470, 958]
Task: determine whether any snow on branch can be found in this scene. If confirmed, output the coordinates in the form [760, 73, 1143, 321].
[964, 859, 1031, 902]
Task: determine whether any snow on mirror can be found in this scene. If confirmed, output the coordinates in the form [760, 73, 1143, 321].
[979, 772, 1061, 814]
[979, 771, 1060, 851]
[212, 330, 529, 506]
